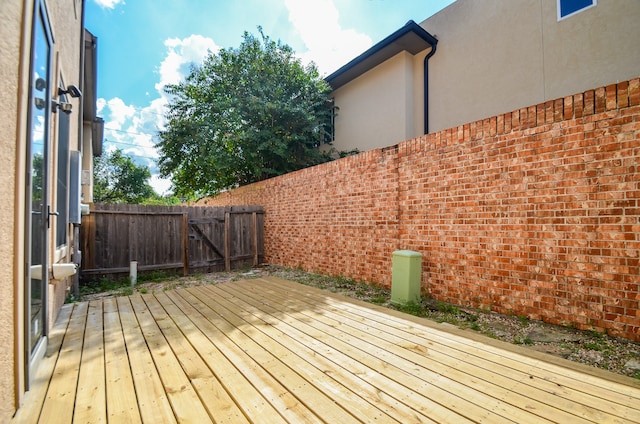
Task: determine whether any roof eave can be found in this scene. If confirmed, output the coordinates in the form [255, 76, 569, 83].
[325, 20, 438, 90]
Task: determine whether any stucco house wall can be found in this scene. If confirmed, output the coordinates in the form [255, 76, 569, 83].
[329, 0, 640, 153]
[332, 51, 417, 153]
[0, 1, 27, 419]
[426, 0, 640, 134]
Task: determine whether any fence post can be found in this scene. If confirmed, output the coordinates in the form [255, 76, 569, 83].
[252, 212, 258, 266]
[182, 213, 189, 276]
[224, 211, 231, 271]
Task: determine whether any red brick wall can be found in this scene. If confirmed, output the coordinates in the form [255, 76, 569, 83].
[201, 79, 640, 340]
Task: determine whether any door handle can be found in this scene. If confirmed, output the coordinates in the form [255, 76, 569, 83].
[47, 205, 59, 228]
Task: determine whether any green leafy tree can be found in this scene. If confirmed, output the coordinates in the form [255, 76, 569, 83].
[157, 29, 335, 198]
[93, 149, 156, 204]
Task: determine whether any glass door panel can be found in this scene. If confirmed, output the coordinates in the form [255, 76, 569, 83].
[27, 2, 52, 356]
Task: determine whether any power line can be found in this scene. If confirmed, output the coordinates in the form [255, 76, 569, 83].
[99, 102, 167, 117]
[104, 138, 158, 149]
[102, 138, 159, 161]
[104, 127, 160, 137]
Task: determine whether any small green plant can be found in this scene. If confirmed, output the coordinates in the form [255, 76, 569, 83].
[470, 322, 481, 331]
[139, 288, 148, 294]
[517, 315, 529, 326]
[583, 340, 608, 352]
[119, 287, 134, 296]
[588, 330, 604, 339]
[80, 275, 133, 299]
[514, 337, 533, 346]
[370, 296, 387, 305]
[436, 301, 460, 315]
[397, 300, 424, 316]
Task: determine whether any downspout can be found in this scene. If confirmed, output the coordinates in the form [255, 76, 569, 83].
[423, 41, 437, 134]
[73, 0, 86, 300]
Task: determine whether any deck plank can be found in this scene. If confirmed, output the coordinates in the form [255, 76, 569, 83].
[291, 278, 640, 404]
[163, 289, 293, 423]
[244, 278, 617, 422]
[103, 298, 142, 424]
[186, 285, 361, 423]
[38, 302, 88, 424]
[258, 277, 640, 423]
[73, 301, 107, 423]
[209, 282, 481, 423]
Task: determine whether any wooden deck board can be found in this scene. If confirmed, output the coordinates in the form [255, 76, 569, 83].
[103, 298, 142, 424]
[38, 301, 87, 424]
[13, 277, 640, 424]
[73, 301, 107, 423]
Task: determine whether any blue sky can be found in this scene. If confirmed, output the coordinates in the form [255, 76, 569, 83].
[85, 0, 455, 194]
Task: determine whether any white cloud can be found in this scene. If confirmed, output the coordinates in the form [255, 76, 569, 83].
[150, 175, 173, 196]
[104, 97, 136, 129]
[155, 35, 220, 93]
[93, 0, 125, 10]
[284, 0, 372, 75]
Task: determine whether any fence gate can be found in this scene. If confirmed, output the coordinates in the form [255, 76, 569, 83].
[80, 204, 264, 280]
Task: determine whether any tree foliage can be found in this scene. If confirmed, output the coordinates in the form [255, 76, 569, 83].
[157, 29, 335, 198]
[93, 149, 156, 204]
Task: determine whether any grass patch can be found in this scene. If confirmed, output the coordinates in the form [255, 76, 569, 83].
[80, 276, 131, 297]
[436, 301, 460, 315]
[396, 300, 425, 316]
[514, 337, 534, 346]
[370, 296, 388, 305]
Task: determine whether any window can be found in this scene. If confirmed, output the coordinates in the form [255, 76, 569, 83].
[558, 0, 596, 20]
[323, 102, 338, 144]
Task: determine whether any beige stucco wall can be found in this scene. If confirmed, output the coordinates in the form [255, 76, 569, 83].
[332, 0, 640, 152]
[540, 0, 640, 100]
[0, 0, 83, 419]
[424, 0, 640, 133]
[0, 0, 27, 419]
[331, 51, 418, 152]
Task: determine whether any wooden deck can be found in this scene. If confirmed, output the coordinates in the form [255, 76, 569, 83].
[12, 277, 640, 423]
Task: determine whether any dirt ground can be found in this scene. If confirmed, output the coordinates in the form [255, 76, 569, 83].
[82, 264, 640, 380]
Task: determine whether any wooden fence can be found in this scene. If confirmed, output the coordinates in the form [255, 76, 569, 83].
[80, 204, 264, 280]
